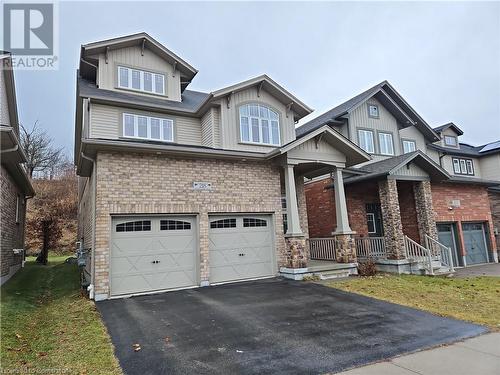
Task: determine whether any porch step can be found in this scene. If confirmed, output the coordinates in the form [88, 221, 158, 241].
[315, 269, 351, 280]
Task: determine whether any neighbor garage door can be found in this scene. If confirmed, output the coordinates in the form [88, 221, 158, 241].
[462, 222, 489, 265]
[209, 215, 275, 284]
[110, 216, 197, 296]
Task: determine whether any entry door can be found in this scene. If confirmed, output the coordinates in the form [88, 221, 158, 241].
[436, 223, 460, 267]
[366, 203, 383, 237]
[462, 223, 489, 265]
[209, 215, 275, 284]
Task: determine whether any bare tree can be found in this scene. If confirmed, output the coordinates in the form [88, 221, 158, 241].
[20, 121, 64, 178]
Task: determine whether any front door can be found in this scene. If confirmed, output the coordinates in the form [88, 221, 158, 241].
[436, 223, 461, 267]
[462, 223, 489, 265]
[366, 203, 383, 237]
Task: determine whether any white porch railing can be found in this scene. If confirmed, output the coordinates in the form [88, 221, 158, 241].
[355, 237, 387, 260]
[425, 234, 455, 272]
[309, 238, 337, 261]
[404, 235, 434, 275]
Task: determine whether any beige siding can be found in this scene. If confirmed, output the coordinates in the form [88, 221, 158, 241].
[219, 86, 296, 153]
[441, 154, 482, 178]
[399, 125, 427, 153]
[287, 138, 346, 166]
[201, 110, 213, 147]
[78, 174, 94, 250]
[213, 107, 221, 148]
[479, 154, 500, 181]
[427, 149, 440, 164]
[439, 128, 461, 148]
[89, 103, 202, 146]
[392, 163, 429, 178]
[0, 70, 10, 126]
[94, 46, 181, 101]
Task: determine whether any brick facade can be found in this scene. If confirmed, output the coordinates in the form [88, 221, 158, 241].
[397, 181, 420, 243]
[88, 151, 309, 298]
[489, 191, 500, 252]
[1, 165, 26, 281]
[431, 182, 497, 256]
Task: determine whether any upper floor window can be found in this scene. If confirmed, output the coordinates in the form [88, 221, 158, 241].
[368, 104, 379, 118]
[402, 139, 417, 154]
[123, 113, 173, 142]
[357, 129, 375, 153]
[378, 132, 394, 155]
[239, 104, 280, 146]
[452, 157, 474, 175]
[444, 135, 458, 147]
[118, 66, 165, 95]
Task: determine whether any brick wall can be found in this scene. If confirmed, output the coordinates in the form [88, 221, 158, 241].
[397, 181, 420, 243]
[91, 151, 303, 298]
[1, 165, 26, 279]
[304, 178, 335, 237]
[432, 182, 497, 255]
[346, 181, 380, 237]
[489, 191, 500, 251]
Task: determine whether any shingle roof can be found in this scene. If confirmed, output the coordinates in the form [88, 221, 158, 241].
[78, 76, 210, 114]
[427, 141, 500, 157]
[433, 122, 464, 135]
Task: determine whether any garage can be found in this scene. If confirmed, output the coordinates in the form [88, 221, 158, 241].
[110, 216, 197, 296]
[462, 222, 490, 265]
[209, 215, 275, 284]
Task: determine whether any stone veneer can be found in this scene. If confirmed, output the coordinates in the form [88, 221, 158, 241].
[378, 179, 405, 259]
[413, 181, 438, 243]
[489, 191, 500, 253]
[284, 236, 308, 268]
[334, 234, 357, 263]
[90, 151, 309, 298]
[1, 165, 26, 282]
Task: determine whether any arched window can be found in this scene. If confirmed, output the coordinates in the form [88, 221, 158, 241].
[239, 104, 280, 146]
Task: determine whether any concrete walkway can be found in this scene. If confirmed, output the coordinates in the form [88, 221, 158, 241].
[337, 332, 500, 375]
[453, 263, 500, 278]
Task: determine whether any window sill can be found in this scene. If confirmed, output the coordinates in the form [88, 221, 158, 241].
[238, 141, 280, 148]
[115, 86, 168, 99]
[119, 136, 175, 144]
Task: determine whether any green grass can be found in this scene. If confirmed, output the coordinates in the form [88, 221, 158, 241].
[328, 274, 500, 330]
[1, 256, 122, 374]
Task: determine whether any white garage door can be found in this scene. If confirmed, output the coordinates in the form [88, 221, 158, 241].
[110, 216, 197, 296]
[209, 215, 275, 284]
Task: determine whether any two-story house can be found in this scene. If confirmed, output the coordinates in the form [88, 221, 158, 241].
[302, 81, 499, 273]
[0, 51, 35, 284]
[75, 33, 370, 300]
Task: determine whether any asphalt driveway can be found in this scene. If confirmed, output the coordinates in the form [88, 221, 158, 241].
[97, 279, 487, 375]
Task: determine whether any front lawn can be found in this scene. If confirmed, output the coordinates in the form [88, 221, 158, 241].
[328, 274, 500, 330]
[1, 256, 122, 374]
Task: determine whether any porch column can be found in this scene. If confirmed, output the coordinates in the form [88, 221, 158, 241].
[413, 181, 438, 244]
[332, 167, 357, 263]
[283, 164, 307, 268]
[378, 179, 406, 259]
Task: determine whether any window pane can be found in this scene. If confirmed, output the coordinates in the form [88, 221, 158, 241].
[271, 121, 279, 145]
[119, 67, 129, 87]
[466, 160, 473, 175]
[154, 74, 164, 94]
[261, 119, 269, 144]
[162, 119, 173, 141]
[138, 116, 148, 138]
[240, 116, 250, 142]
[259, 106, 269, 118]
[445, 136, 457, 146]
[369, 105, 379, 117]
[453, 159, 461, 173]
[379, 133, 394, 155]
[460, 159, 467, 174]
[239, 105, 248, 117]
[151, 118, 160, 139]
[124, 114, 135, 136]
[269, 110, 279, 121]
[132, 70, 141, 90]
[358, 130, 374, 153]
[249, 105, 259, 117]
[144, 72, 153, 92]
[367, 214, 376, 233]
[251, 118, 260, 142]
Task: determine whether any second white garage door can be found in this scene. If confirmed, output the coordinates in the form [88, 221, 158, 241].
[209, 215, 275, 284]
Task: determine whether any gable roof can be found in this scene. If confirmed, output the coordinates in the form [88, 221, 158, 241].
[342, 150, 449, 184]
[296, 81, 440, 142]
[80, 32, 198, 86]
[433, 122, 464, 136]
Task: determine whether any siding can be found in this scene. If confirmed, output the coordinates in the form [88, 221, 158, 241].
[442, 154, 482, 178]
[287, 137, 346, 166]
[399, 125, 427, 153]
[219, 86, 296, 153]
[0, 70, 10, 126]
[201, 109, 213, 147]
[89, 103, 202, 146]
[95, 45, 181, 101]
[213, 107, 221, 148]
[479, 154, 500, 181]
[392, 163, 429, 178]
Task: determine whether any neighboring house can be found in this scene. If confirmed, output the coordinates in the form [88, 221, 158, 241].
[74, 33, 369, 300]
[301, 81, 499, 273]
[0, 52, 35, 285]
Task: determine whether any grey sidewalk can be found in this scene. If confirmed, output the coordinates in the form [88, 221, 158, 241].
[453, 263, 500, 278]
[337, 332, 500, 375]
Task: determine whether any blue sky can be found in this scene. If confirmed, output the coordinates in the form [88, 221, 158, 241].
[11, 1, 500, 157]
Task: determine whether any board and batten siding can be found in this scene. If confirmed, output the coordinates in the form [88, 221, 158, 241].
[219, 86, 296, 153]
[479, 154, 500, 181]
[0, 70, 10, 126]
[399, 125, 427, 153]
[89, 103, 202, 146]
[94, 45, 181, 101]
[201, 109, 213, 147]
[287, 138, 346, 166]
[392, 163, 429, 178]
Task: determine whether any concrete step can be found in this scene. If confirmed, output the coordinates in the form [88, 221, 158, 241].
[315, 269, 351, 280]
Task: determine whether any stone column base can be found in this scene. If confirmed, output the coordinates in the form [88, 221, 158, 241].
[285, 236, 308, 268]
[334, 234, 357, 263]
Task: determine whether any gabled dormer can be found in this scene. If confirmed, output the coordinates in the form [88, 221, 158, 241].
[79, 33, 198, 102]
[433, 122, 463, 149]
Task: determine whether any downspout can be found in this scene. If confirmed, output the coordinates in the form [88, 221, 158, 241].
[81, 151, 96, 300]
[438, 151, 446, 168]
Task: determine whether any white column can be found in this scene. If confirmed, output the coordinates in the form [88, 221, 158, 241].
[284, 164, 302, 236]
[333, 167, 353, 234]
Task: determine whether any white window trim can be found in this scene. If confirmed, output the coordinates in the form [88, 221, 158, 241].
[402, 139, 417, 154]
[122, 113, 174, 142]
[444, 135, 458, 147]
[239, 104, 281, 146]
[378, 132, 395, 156]
[368, 104, 379, 118]
[453, 158, 461, 174]
[366, 213, 376, 234]
[357, 129, 375, 153]
[118, 66, 165, 95]
[452, 157, 474, 176]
